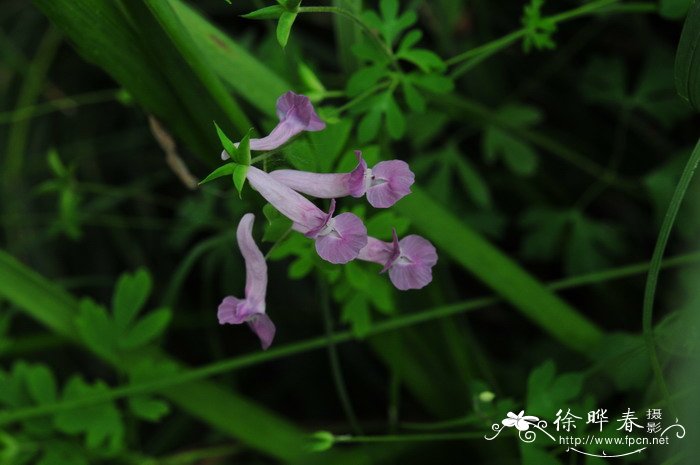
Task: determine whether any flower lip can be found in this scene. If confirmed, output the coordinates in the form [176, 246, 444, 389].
[304, 199, 337, 238]
[346, 151, 415, 208]
[276, 91, 326, 131]
[348, 151, 369, 198]
[380, 229, 402, 273]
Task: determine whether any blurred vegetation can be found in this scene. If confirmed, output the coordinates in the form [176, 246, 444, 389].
[0, 0, 699, 464]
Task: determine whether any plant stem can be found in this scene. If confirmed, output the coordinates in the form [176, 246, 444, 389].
[0, 88, 120, 125]
[332, 431, 493, 443]
[447, 0, 656, 78]
[319, 274, 363, 435]
[298, 6, 396, 67]
[642, 139, 700, 415]
[1, 250, 699, 424]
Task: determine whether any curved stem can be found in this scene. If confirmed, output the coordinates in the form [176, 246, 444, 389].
[642, 139, 700, 415]
[298, 6, 396, 67]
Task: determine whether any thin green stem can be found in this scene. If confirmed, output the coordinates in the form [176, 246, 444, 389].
[447, 0, 655, 78]
[332, 431, 494, 443]
[0, 88, 119, 125]
[1, 250, 699, 425]
[319, 274, 363, 434]
[250, 148, 282, 164]
[642, 139, 700, 415]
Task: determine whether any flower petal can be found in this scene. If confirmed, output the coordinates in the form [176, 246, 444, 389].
[276, 91, 326, 131]
[218, 296, 253, 325]
[237, 213, 267, 304]
[388, 235, 438, 290]
[314, 212, 367, 264]
[246, 166, 324, 229]
[247, 313, 276, 350]
[358, 236, 395, 265]
[365, 160, 415, 208]
[502, 418, 517, 427]
[269, 170, 351, 198]
[347, 151, 369, 198]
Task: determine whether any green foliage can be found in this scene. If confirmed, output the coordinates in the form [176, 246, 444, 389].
[520, 208, 625, 275]
[483, 105, 542, 176]
[522, 0, 556, 52]
[76, 269, 171, 362]
[345, 0, 453, 143]
[202, 125, 252, 196]
[53, 377, 124, 450]
[35, 149, 82, 239]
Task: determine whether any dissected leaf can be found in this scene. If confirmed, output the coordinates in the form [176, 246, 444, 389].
[53, 377, 124, 450]
[112, 268, 152, 331]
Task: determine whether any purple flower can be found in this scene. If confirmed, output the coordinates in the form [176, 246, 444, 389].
[269, 151, 415, 208]
[246, 166, 367, 264]
[217, 213, 276, 350]
[358, 230, 437, 290]
[222, 91, 325, 160]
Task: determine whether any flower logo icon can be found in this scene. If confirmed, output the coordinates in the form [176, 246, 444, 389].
[502, 411, 540, 431]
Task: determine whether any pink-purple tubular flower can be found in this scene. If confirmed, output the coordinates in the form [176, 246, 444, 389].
[222, 91, 325, 160]
[358, 230, 438, 290]
[246, 166, 367, 264]
[270, 151, 415, 208]
[217, 213, 276, 349]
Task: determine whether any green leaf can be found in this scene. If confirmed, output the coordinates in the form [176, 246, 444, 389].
[402, 80, 426, 113]
[232, 164, 249, 198]
[384, 93, 406, 138]
[37, 442, 89, 465]
[120, 308, 172, 349]
[262, 203, 293, 242]
[25, 365, 57, 405]
[46, 149, 67, 177]
[675, 0, 700, 110]
[660, 0, 692, 19]
[128, 396, 171, 422]
[307, 431, 335, 452]
[454, 156, 492, 209]
[214, 121, 236, 156]
[409, 73, 454, 93]
[484, 129, 539, 175]
[633, 47, 692, 127]
[199, 163, 237, 185]
[358, 106, 383, 143]
[289, 255, 314, 279]
[366, 211, 410, 239]
[341, 294, 372, 338]
[526, 360, 583, 415]
[242, 5, 285, 20]
[520, 207, 570, 261]
[276, 11, 297, 48]
[75, 299, 118, 364]
[346, 65, 387, 97]
[564, 212, 625, 275]
[112, 268, 152, 331]
[398, 29, 422, 52]
[54, 377, 124, 450]
[233, 128, 252, 165]
[397, 48, 446, 72]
